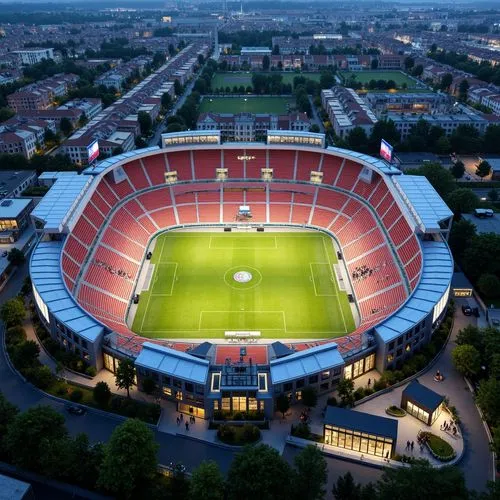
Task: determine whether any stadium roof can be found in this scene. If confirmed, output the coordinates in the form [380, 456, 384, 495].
[270, 343, 344, 384]
[393, 175, 453, 233]
[82, 147, 159, 176]
[375, 240, 453, 342]
[402, 380, 444, 413]
[271, 341, 295, 359]
[324, 406, 398, 440]
[135, 342, 210, 384]
[31, 173, 93, 233]
[30, 241, 104, 342]
[326, 146, 402, 176]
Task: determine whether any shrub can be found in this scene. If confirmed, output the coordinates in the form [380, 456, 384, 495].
[353, 387, 365, 401]
[86, 366, 97, 377]
[385, 405, 406, 417]
[292, 422, 311, 439]
[11, 340, 40, 370]
[327, 396, 337, 406]
[5, 326, 26, 346]
[217, 424, 235, 443]
[364, 387, 375, 396]
[373, 379, 386, 391]
[241, 423, 260, 443]
[93, 381, 112, 407]
[28, 365, 54, 389]
[421, 432, 455, 461]
[141, 377, 156, 395]
[69, 389, 83, 402]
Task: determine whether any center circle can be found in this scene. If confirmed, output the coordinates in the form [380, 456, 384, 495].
[233, 271, 252, 283]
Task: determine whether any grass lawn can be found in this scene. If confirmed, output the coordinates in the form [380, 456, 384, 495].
[211, 72, 322, 89]
[131, 232, 355, 339]
[199, 96, 295, 114]
[340, 70, 416, 88]
[423, 432, 455, 460]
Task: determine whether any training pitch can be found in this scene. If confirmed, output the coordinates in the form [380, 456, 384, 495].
[340, 70, 417, 88]
[131, 232, 356, 339]
[199, 96, 295, 114]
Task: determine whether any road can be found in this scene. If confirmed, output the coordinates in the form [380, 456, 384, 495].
[148, 67, 203, 148]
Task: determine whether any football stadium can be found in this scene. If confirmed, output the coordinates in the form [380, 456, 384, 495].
[30, 130, 453, 419]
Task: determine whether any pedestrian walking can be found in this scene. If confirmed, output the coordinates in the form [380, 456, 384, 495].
[192, 416, 196, 424]
[406, 440, 410, 450]
[411, 441, 414, 451]
[367, 378, 371, 387]
[180, 413, 183, 422]
[176, 416, 180, 426]
[185, 421, 189, 431]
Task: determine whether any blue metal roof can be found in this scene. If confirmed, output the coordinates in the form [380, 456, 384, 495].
[326, 146, 402, 176]
[394, 175, 453, 233]
[31, 173, 93, 233]
[82, 147, 159, 176]
[403, 380, 444, 412]
[270, 343, 344, 384]
[324, 406, 398, 440]
[30, 241, 104, 342]
[375, 240, 453, 343]
[135, 342, 210, 384]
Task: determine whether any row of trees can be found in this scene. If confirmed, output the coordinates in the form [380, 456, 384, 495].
[341, 118, 500, 156]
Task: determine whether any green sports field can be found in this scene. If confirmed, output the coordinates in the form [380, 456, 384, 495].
[131, 232, 355, 339]
[211, 71, 322, 89]
[340, 70, 417, 88]
[199, 96, 295, 114]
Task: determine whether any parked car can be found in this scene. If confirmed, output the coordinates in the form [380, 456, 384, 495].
[66, 405, 86, 416]
[462, 304, 472, 316]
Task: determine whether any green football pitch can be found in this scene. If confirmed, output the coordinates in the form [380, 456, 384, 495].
[199, 96, 295, 114]
[131, 232, 356, 339]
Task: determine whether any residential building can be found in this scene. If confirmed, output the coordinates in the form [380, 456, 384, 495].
[13, 48, 54, 66]
[0, 170, 37, 198]
[321, 87, 378, 139]
[365, 91, 451, 117]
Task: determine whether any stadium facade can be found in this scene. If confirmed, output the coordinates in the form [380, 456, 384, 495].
[29, 130, 453, 419]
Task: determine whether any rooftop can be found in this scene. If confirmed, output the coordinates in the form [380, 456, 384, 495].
[0, 170, 36, 197]
[270, 343, 344, 384]
[324, 406, 398, 440]
[402, 379, 444, 412]
[394, 175, 453, 233]
[0, 198, 32, 219]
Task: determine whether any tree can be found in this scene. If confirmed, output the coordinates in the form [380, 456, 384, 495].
[458, 79, 469, 102]
[93, 381, 112, 407]
[371, 59, 379, 70]
[262, 55, 270, 71]
[189, 460, 224, 500]
[450, 124, 483, 154]
[301, 386, 318, 408]
[194, 78, 207, 94]
[7, 248, 25, 266]
[197, 54, 205, 66]
[0, 297, 26, 327]
[174, 79, 182, 96]
[434, 135, 451, 154]
[452, 344, 481, 378]
[11, 340, 40, 370]
[446, 188, 479, 215]
[276, 393, 290, 419]
[488, 189, 498, 202]
[138, 111, 153, 136]
[332, 472, 362, 500]
[483, 124, 500, 154]
[476, 160, 491, 179]
[476, 378, 500, 425]
[449, 218, 476, 259]
[451, 160, 465, 180]
[319, 71, 334, 89]
[404, 56, 415, 71]
[346, 127, 369, 154]
[462, 233, 500, 281]
[60, 117, 73, 137]
[6, 405, 67, 471]
[227, 444, 293, 500]
[78, 112, 88, 128]
[310, 124, 320, 133]
[0, 392, 19, 456]
[478, 273, 500, 299]
[293, 445, 328, 500]
[98, 419, 158, 497]
[413, 64, 423, 77]
[337, 378, 355, 407]
[161, 91, 172, 110]
[369, 120, 400, 154]
[272, 45, 280, 55]
[115, 358, 135, 398]
[440, 73, 453, 91]
[377, 461, 468, 500]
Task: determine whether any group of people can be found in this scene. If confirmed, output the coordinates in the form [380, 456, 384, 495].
[405, 440, 416, 452]
[176, 413, 196, 431]
[351, 261, 389, 283]
[440, 420, 458, 436]
[94, 259, 132, 280]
